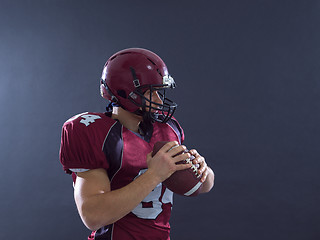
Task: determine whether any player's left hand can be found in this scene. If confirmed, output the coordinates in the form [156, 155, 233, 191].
[189, 149, 208, 183]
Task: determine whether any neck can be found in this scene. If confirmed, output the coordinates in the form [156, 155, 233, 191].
[111, 107, 142, 133]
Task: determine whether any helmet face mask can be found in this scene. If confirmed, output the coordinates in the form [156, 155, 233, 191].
[100, 48, 177, 123]
[131, 85, 177, 123]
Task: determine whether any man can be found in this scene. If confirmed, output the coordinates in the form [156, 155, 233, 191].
[59, 48, 214, 239]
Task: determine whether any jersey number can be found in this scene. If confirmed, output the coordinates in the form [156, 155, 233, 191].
[131, 169, 173, 219]
[67, 112, 101, 126]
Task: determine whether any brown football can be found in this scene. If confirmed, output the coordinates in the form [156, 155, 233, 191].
[152, 141, 203, 197]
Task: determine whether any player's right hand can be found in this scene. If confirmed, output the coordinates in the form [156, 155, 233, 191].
[146, 141, 192, 183]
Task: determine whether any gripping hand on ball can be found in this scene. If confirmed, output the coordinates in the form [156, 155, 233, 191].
[189, 149, 209, 183]
[147, 141, 192, 183]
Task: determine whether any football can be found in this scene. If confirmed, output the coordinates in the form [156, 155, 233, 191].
[152, 141, 203, 197]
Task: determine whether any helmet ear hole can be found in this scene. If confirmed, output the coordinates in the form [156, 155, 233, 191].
[117, 90, 127, 99]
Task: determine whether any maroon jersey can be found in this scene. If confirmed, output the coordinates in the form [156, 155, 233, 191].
[59, 112, 184, 240]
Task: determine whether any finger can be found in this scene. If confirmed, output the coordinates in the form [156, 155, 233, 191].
[161, 141, 180, 152]
[197, 159, 207, 175]
[173, 152, 191, 163]
[200, 168, 208, 183]
[189, 149, 201, 162]
[192, 155, 202, 164]
[189, 149, 198, 156]
[167, 145, 187, 157]
[175, 161, 192, 171]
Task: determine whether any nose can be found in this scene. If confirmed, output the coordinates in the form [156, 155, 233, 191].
[152, 91, 163, 105]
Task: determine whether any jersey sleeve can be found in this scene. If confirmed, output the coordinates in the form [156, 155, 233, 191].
[59, 117, 109, 174]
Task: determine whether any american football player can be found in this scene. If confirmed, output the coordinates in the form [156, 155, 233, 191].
[59, 48, 214, 239]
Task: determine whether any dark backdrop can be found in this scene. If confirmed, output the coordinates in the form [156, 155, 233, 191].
[0, 0, 319, 239]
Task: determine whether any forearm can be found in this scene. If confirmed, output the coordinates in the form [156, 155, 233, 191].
[200, 167, 214, 193]
[76, 170, 160, 230]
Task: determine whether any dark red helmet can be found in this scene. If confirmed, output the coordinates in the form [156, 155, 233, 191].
[100, 48, 177, 123]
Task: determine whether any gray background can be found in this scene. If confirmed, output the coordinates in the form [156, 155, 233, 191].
[0, 0, 319, 239]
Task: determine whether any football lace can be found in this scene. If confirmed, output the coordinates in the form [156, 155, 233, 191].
[185, 156, 201, 178]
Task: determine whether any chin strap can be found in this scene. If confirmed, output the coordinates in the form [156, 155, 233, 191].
[106, 102, 120, 112]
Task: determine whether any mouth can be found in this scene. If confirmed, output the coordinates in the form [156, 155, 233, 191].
[151, 109, 159, 114]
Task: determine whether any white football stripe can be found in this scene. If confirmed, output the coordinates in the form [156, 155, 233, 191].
[184, 182, 202, 196]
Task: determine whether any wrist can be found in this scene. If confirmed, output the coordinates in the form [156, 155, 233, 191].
[144, 168, 162, 186]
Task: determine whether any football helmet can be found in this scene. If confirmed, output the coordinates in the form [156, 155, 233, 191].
[100, 48, 177, 123]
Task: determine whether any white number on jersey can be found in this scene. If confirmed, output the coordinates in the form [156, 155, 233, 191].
[131, 169, 173, 219]
[66, 112, 101, 126]
[80, 114, 101, 126]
